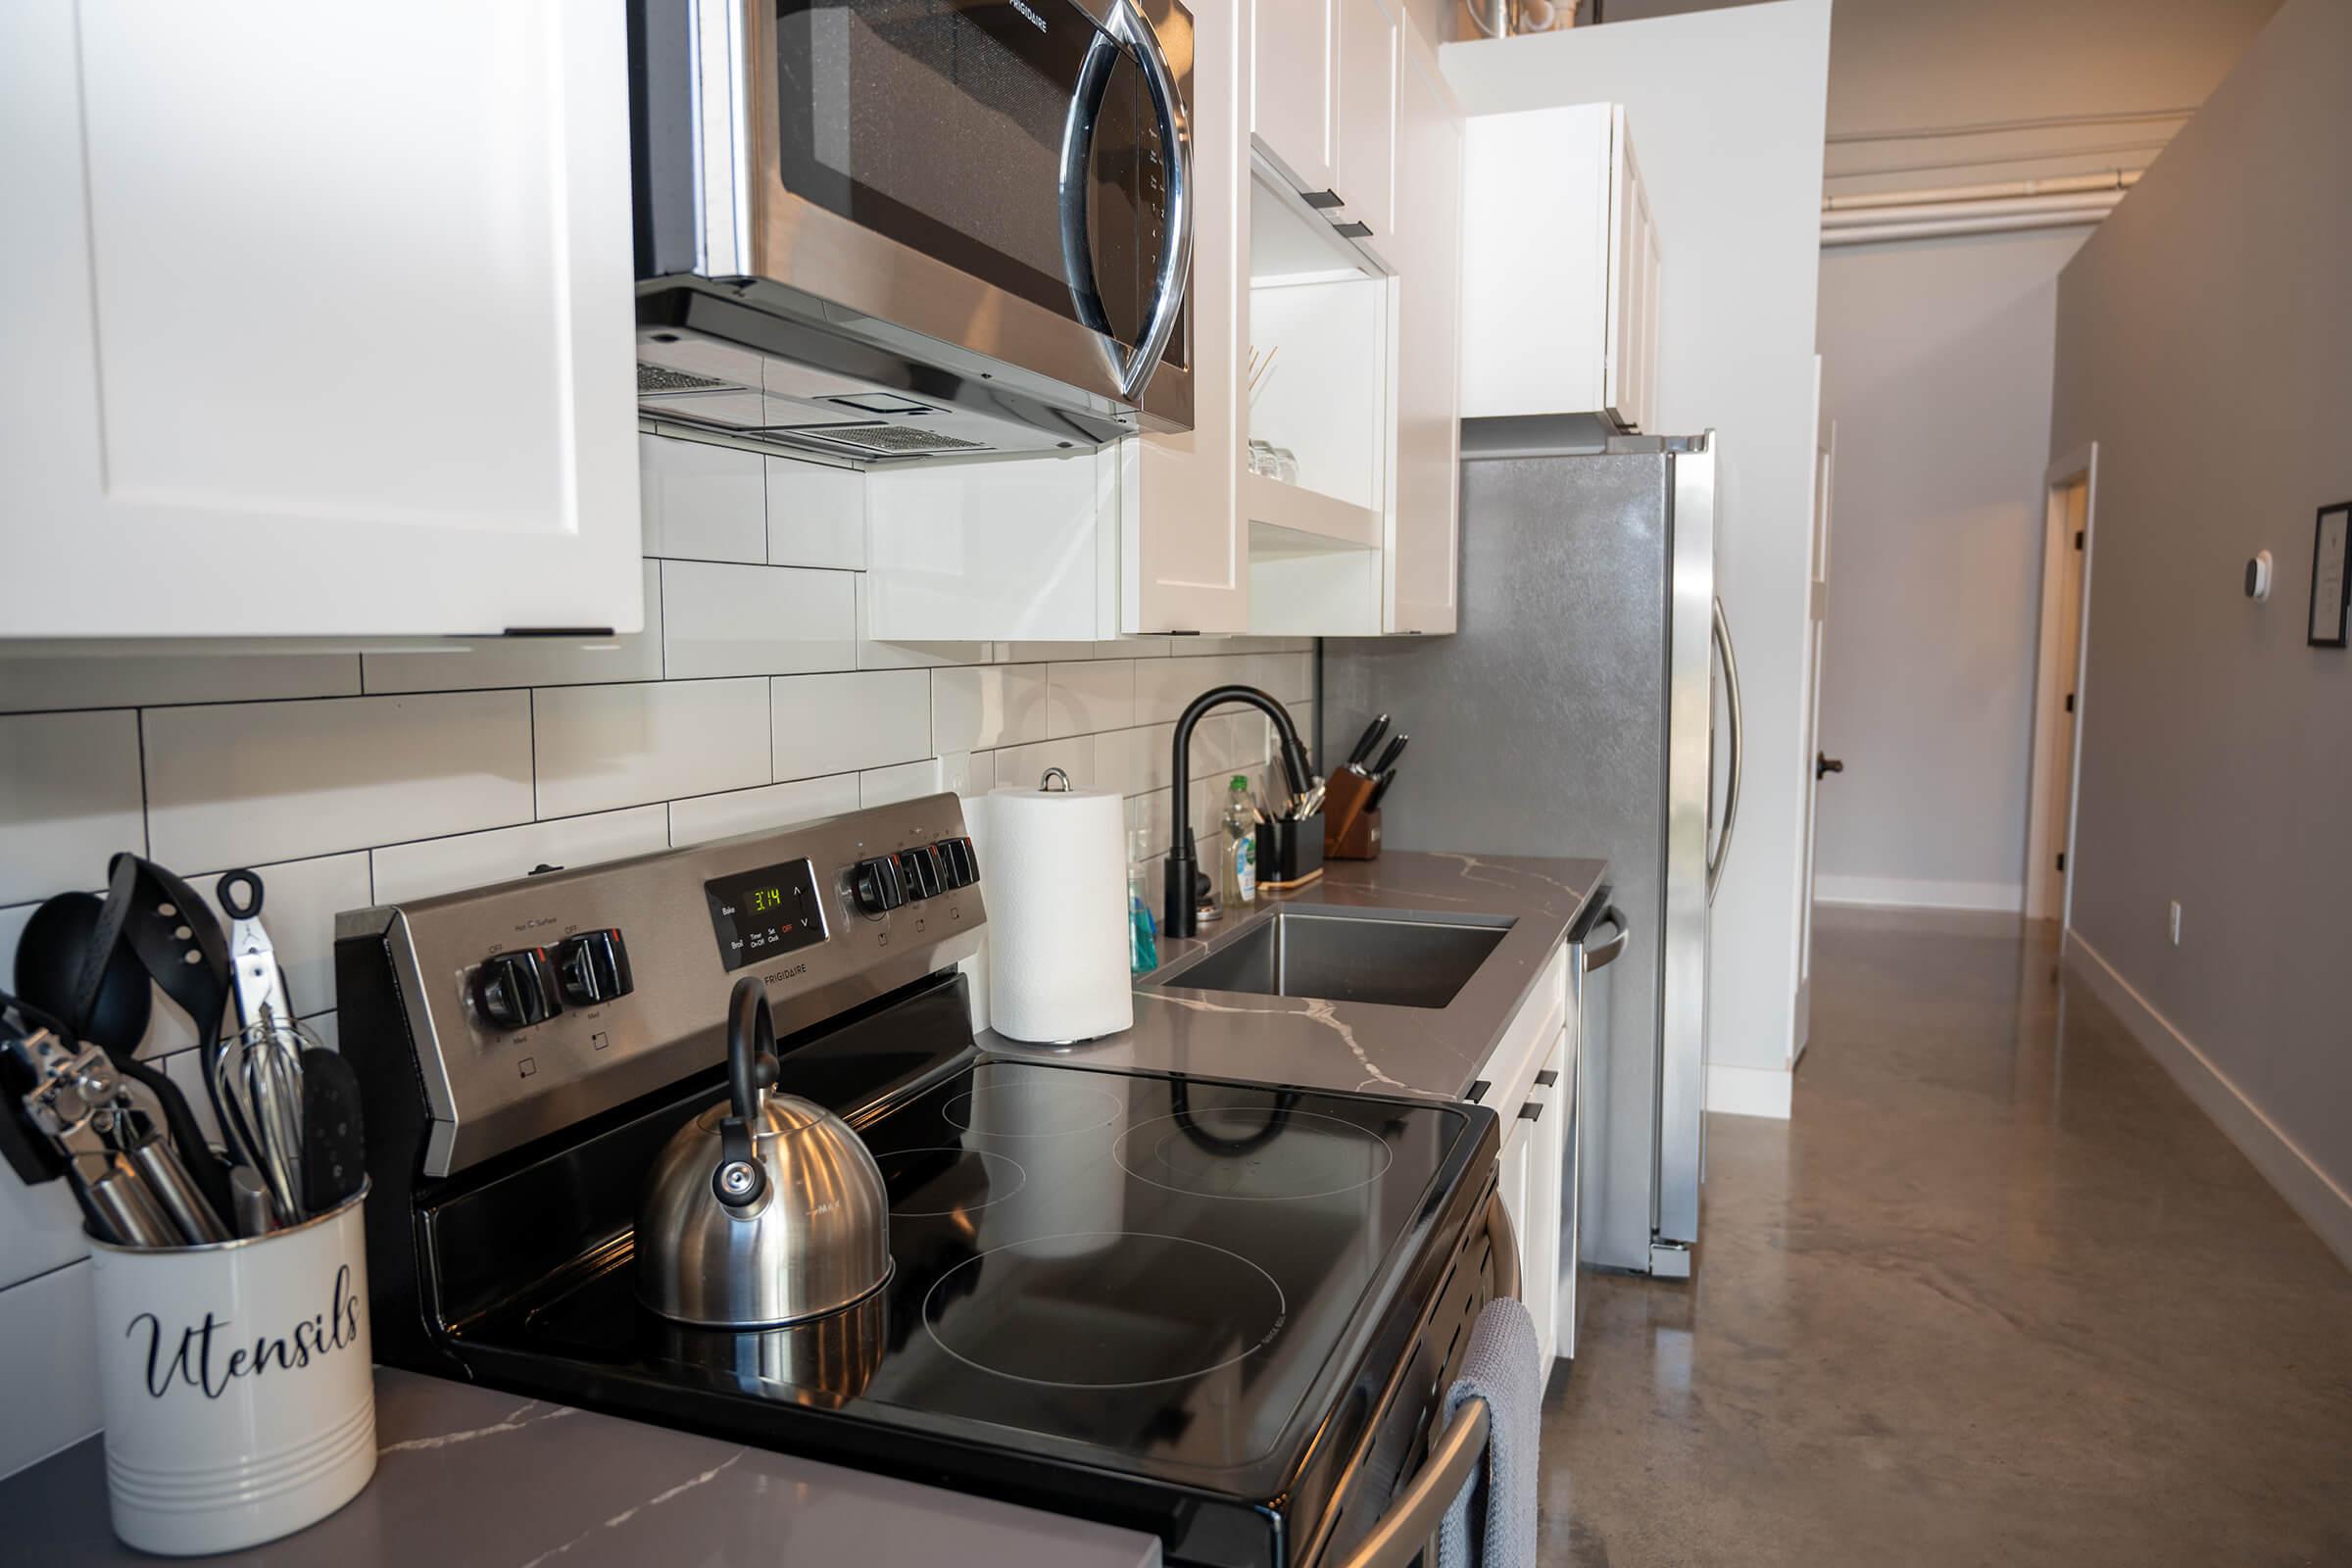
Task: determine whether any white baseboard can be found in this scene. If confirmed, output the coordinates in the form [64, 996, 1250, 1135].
[2065, 929, 2352, 1272]
[1815, 874, 2024, 912]
[1706, 1063, 1791, 1120]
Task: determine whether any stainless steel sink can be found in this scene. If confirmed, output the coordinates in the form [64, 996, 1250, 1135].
[1148, 908, 1513, 1010]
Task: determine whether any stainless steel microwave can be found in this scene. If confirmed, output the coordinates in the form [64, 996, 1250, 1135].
[629, 0, 1195, 463]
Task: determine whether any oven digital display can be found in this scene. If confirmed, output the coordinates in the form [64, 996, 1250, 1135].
[704, 858, 827, 971]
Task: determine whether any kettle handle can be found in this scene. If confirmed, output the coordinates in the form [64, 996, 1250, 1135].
[715, 976, 778, 1208]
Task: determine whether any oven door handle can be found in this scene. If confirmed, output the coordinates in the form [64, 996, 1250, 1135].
[1108, 0, 1192, 405]
[1333, 1192, 1515, 1568]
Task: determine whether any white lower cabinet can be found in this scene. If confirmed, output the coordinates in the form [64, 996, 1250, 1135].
[1473, 945, 1571, 1370]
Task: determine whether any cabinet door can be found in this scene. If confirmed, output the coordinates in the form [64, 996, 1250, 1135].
[1250, 0, 1335, 194]
[1603, 108, 1661, 433]
[1127, 0, 1250, 633]
[1537, 1026, 1572, 1366]
[0, 2, 643, 638]
[1331, 0, 1399, 243]
[1456, 104, 1612, 421]
[1385, 39, 1461, 634]
[1499, 1106, 1555, 1363]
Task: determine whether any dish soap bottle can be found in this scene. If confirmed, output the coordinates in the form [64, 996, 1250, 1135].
[1221, 775, 1260, 907]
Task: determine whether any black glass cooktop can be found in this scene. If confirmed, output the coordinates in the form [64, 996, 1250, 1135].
[446, 1058, 1485, 1518]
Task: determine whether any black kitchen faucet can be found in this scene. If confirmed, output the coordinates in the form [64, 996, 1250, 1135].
[1162, 685, 1315, 940]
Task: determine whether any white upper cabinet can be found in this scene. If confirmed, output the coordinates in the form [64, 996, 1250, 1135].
[1251, 0, 1337, 194]
[1458, 103, 1664, 435]
[1385, 36, 1463, 635]
[1331, 0, 1401, 245]
[1126, 0, 1251, 635]
[0, 2, 644, 639]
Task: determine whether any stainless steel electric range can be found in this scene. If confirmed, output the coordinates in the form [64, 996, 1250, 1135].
[335, 795, 1507, 1568]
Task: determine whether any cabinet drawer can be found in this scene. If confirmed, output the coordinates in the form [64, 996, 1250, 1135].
[1471, 943, 1567, 1127]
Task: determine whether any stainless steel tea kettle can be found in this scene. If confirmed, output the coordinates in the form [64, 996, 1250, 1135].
[636, 976, 892, 1327]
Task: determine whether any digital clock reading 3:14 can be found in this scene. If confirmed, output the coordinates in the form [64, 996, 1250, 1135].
[704, 858, 828, 971]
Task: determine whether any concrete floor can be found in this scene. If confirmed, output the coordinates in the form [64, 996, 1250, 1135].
[1540, 908, 2352, 1566]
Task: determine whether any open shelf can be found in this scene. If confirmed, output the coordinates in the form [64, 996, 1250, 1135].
[1243, 471, 1381, 549]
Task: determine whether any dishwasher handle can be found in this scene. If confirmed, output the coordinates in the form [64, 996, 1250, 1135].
[1332, 1191, 1516, 1568]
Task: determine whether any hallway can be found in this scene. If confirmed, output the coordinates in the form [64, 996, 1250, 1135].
[1540, 907, 2352, 1566]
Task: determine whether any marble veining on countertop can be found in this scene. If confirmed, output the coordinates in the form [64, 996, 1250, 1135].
[0, 1368, 1161, 1568]
[983, 850, 1609, 1101]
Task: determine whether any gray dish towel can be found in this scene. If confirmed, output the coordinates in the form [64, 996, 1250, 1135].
[1436, 1296, 1542, 1568]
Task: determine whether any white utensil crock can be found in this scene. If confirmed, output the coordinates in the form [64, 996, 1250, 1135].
[86, 1183, 376, 1556]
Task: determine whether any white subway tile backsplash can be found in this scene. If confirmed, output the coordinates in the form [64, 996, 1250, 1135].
[0, 710, 144, 905]
[1093, 722, 1176, 797]
[662, 561, 856, 679]
[668, 774, 862, 847]
[0, 1262, 100, 1478]
[1134, 654, 1248, 725]
[144, 693, 533, 871]
[640, 434, 766, 563]
[931, 666, 1048, 755]
[853, 576, 991, 671]
[991, 737, 1095, 792]
[765, 455, 866, 570]
[772, 670, 930, 779]
[0, 651, 361, 714]
[860, 759, 944, 808]
[364, 562, 663, 694]
[534, 678, 770, 817]
[370, 807, 670, 905]
[1046, 660, 1137, 738]
[0, 1157, 90, 1290]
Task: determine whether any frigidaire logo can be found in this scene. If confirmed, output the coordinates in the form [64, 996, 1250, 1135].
[126, 1264, 364, 1399]
[1007, 0, 1048, 31]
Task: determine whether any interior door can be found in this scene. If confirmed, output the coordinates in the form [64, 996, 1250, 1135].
[1793, 380, 1836, 1059]
[2041, 480, 2089, 918]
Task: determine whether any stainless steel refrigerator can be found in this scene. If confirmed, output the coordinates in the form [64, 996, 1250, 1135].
[1325, 431, 1743, 1281]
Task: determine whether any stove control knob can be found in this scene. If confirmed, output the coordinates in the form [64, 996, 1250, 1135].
[895, 846, 943, 901]
[933, 837, 979, 890]
[473, 949, 561, 1031]
[851, 856, 906, 915]
[556, 928, 633, 1007]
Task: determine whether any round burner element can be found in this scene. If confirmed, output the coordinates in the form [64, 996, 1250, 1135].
[921, 1233, 1287, 1388]
[877, 1147, 1028, 1218]
[1113, 1109, 1395, 1201]
[942, 1076, 1121, 1139]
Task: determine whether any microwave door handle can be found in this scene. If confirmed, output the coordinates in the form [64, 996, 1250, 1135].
[1058, 30, 1121, 358]
[1110, 0, 1192, 403]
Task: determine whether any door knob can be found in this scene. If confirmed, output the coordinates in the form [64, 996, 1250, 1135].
[1816, 752, 1844, 780]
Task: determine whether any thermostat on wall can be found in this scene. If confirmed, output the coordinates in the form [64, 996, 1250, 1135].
[2246, 550, 2274, 602]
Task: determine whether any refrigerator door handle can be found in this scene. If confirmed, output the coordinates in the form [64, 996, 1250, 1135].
[1583, 906, 1631, 972]
[1707, 596, 1744, 905]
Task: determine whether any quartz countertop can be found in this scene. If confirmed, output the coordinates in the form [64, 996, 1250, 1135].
[984, 850, 1609, 1100]
[0, 1368, 1161, 1568]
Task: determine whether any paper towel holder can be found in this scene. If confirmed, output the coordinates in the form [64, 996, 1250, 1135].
[1038, 767, 1073, 792]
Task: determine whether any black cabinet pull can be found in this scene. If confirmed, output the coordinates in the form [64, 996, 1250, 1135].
[1518, 1102, 1544, 1123]
[1534, 1069, 1559, 1088]
[1467, 1079, 1491, 1103]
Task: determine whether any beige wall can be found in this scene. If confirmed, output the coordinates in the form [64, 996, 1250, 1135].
[1608, 0, 2278, 192]
[1813, 226, 2086, 909]
[2049, 0, 2352, 1256]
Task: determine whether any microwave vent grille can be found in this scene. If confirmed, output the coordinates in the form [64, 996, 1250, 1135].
[807, 425, 990, 455]
[638, 365, 735, 395]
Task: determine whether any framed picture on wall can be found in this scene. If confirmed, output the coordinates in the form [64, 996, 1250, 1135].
[2310, 504, 2350, 648]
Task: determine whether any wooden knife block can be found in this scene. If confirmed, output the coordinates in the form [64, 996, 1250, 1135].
[1326, 807, 1381, 860]
[1321, 769, 1382, 860]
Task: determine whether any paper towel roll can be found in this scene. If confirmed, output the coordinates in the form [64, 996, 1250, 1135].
[980, 781, 1135, 1044]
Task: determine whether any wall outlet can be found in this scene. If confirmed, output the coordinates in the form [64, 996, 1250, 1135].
[2169, 901, 2182, 947]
